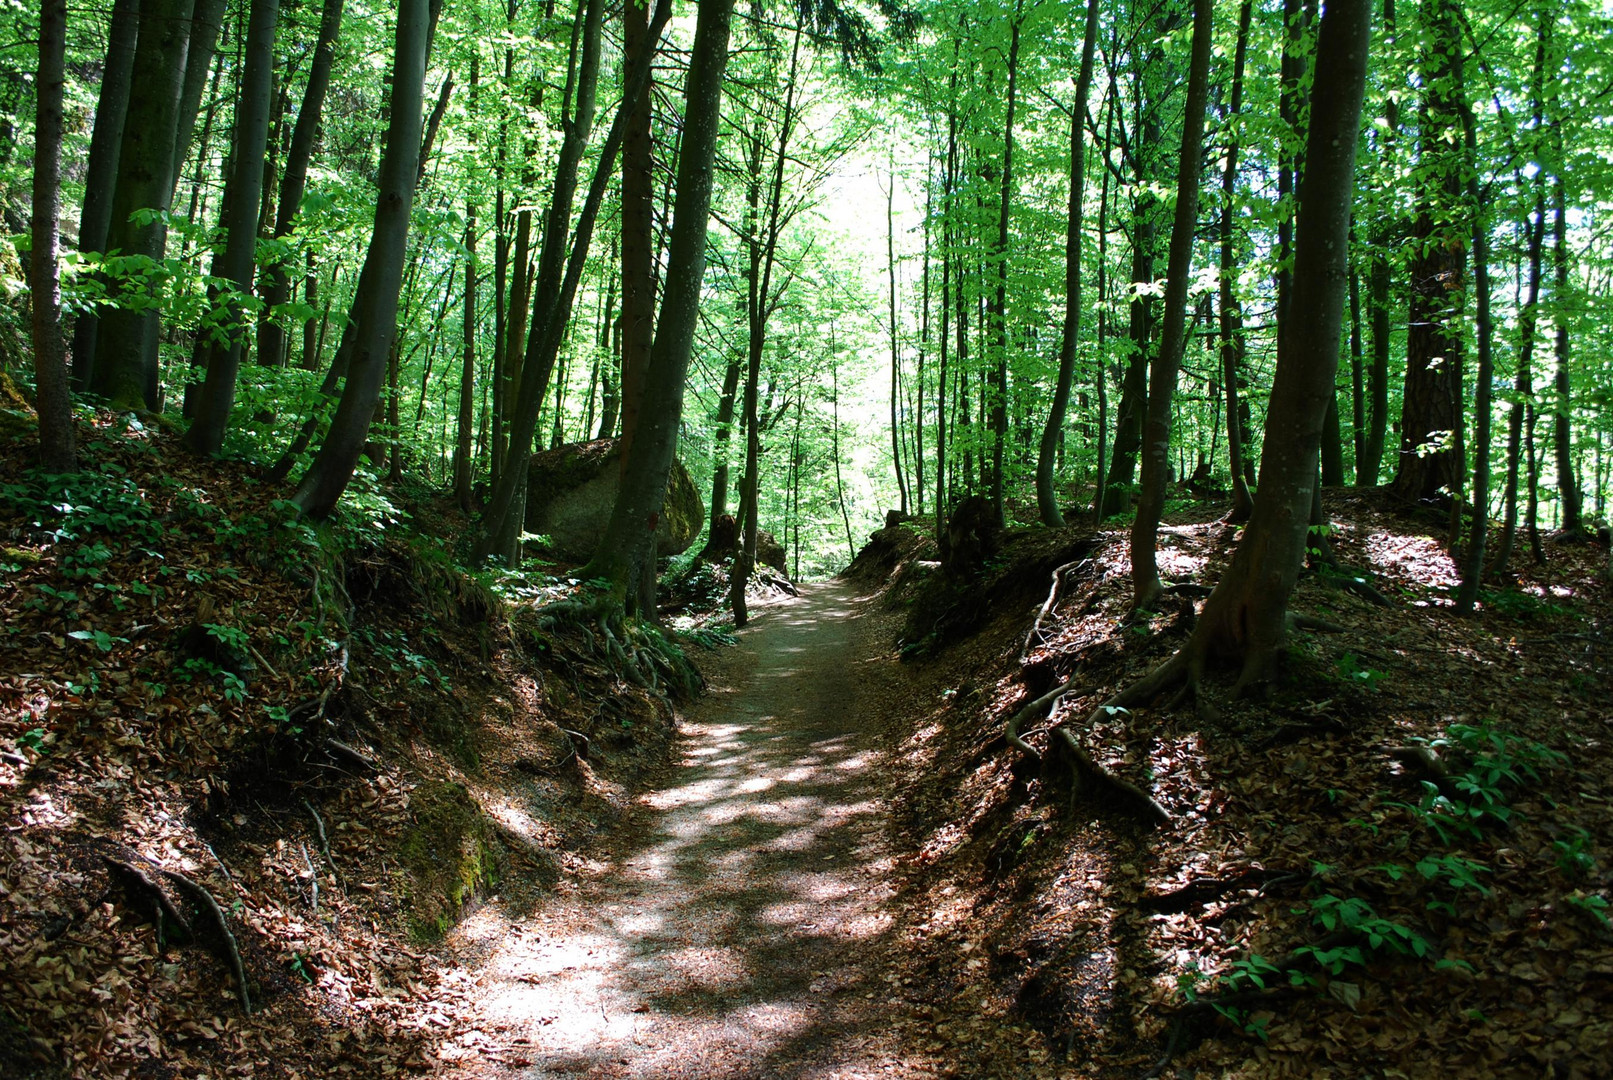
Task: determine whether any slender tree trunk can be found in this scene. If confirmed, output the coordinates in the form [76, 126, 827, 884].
[478, 0, 673, 566]
[707, 351, 742, 535]
[257, 0, 345, 370]
[833, 343, 855, 560]
[168, 0, 227, 205]
[1035, 0, 1099, 527]
[1130, 0, 1213, 614]
[1494, 216, 1546, 577]
[578, 0, 735, 609]
[988, 17, 1021, 525]
[32, 0, 75, 472]
[186, 0, 281, 455]
[1349, 261, 1366, 479]
[1092, 101, 1113, 524]
[888, 171, 908, 515]
[1215, 0, 1255, 521]
[453, 58, 480, 511]
[730, 26, 803, 626]
[1454, 92, 1496, 613]
[1550, 135, 1581, 537]
[70, 0, 140, 392]
[290, 0, 430, 518]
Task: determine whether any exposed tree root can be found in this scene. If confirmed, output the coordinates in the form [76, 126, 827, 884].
[163, 868, 252, 1015]
[105, 856, 191, 943]
[1022, 559, 1089, 660]
[324, 738, 376, 772]
[1001, 671, 1173, 826]
[1050, 727, 1172, 825]
[105, 855, 252, 1014]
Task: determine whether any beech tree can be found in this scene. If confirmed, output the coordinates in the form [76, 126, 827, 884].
[290, 0, 432, 518]
[31, 0, 74, 473]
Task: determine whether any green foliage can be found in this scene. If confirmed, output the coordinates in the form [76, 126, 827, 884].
[1334, 651, 1384, 691]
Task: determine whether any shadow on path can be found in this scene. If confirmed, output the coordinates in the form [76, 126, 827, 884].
[456, 582, 931, 1079]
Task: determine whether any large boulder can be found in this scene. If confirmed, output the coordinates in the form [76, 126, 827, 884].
[524, 438, 703, 562]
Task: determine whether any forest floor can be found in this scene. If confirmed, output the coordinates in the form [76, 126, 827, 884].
[3, 408, 1612, 1080]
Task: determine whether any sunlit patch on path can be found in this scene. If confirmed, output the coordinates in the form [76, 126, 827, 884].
[444, 583, 939, 1079]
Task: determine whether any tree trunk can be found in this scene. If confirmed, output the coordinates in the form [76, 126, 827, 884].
[730, 27, 803, 627]
[987, 17, 1021, 526]
[1129, 0, 1213, 614]
[476, 0, 673, 566]
[70, 0, 140, 392]
[89, 0, 194, 411]
[1035, 0, 1099, 527]
[578, 0, 734, 609]
[1550, 138, 1582, 537]
[1453, 89, 1495, 614]
[1217, 0, 1255, 521]
[887, 170, 908, 516]
[289, 0, 430, 518]
[32, 0, 75, 473]
[256, 0, 345, 371]
[617, 0, 656, 465]
[1182, 0, 1369, 691]
[453, 61, 480, 513]
[1391, 0, 1466, 505]
[185, 0, 281, 456]
[168, 0, 227, 204]
[1492, 18, 1549, 577]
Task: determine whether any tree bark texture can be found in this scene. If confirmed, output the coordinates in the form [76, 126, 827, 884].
[32, 0, 75, 472]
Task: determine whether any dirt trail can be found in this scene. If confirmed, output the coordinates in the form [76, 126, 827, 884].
[448, 582, 939, 1079]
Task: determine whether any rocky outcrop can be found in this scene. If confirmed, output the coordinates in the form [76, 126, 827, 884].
[524, 438, 703, 562]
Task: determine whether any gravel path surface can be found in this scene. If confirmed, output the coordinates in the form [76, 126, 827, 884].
[453, 582, 937, 1079]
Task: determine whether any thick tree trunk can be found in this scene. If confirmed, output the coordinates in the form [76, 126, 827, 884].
[256, 0, 344, 371]
[1391, 0, 1466, 504]
[1183, 0, 1369, 690]
[185, 0, 281, 455]
[578, 0, 735, 607]
[89, 0, 193, 411]
[617, 0, 656, 464]
[32, 0, 75, 473]
[1129, 0, 1213, 614]
[70, 0, 140, 392]
[290, 0, 430, 518]
[1035, 0, 1099, 527]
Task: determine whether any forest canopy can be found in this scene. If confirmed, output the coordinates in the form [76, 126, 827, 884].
[4, 0, 1612, 593]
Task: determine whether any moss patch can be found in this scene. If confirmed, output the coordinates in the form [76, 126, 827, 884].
[398, 780, 500, 942]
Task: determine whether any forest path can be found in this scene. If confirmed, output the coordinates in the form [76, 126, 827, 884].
[447, 581, 941, 1080]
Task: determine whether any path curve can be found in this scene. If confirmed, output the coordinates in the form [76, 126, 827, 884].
[453, 582, 935, 1079]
